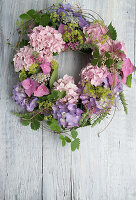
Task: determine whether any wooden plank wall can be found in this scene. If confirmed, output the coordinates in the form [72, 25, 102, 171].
[0, 0, 136, 199]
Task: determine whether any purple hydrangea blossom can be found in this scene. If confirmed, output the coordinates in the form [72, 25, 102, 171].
[78, 17, 89, 29]
[80, 94, 100, 114]
[52, 101, 83, 129]
[12, 84, 38, 112]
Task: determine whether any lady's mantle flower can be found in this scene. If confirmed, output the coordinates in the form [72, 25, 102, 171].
[28, 25, 65, 54]
[53, 74, 79, 104]
[81, 64, 108, 86]
[52, 101, 83, 128]
[13, 46, 34, 72]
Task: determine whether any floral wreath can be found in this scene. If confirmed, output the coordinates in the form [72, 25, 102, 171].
[11, 2, 135, 151]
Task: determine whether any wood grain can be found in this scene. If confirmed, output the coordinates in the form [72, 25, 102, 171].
[0, 0, 135, 199]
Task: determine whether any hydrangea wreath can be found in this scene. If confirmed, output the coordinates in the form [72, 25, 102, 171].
[12, 2, 135, 151]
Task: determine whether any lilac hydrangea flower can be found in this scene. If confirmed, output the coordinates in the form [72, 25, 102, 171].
[12, 83, 27, 109]
[12, 84, 38, 112]
[26, 97, 38, 112]
[78, 17, 89, 29]
[52, 101, 83, 129]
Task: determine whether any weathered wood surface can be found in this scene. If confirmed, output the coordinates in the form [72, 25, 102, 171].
[0, 0, 136, 199]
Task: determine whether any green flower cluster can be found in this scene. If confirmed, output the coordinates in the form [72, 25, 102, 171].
[83, 82, 115, 104]
[62, 23, 84, 44]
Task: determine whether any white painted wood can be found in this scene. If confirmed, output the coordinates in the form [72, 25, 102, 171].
[0, 0, 135, 200]
[0, 0, 47, 200]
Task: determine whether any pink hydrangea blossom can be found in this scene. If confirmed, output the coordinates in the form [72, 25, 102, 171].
[111, 41, 126, 59]
[28, 25, 65, 54]
[81, 64, 108, 86]
[53, 75, 79, 104]
[121, 58, 135, 84]
[13, 46, 34, 72]
[38, 49, 53, 63]
[34, 84, 50, 97]
[99, 40, 126, 58]
[83, 22, 108, 44]
[108, 73, 120, 87]
[40, 61, 51, 75]
[22, 78, 39, 97]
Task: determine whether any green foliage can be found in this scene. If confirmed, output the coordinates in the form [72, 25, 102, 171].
[19, 39, 29, 47]
[39, 13, 50, 26]
[13, 111, 44, 130]
[48, 118, 61, 133]
[91, 47, 102, 67]
[27, 9, 37, 18]
[105, 58, 113, 68]
[38, 90, 66, 106]
[31, 118, 40, 130]
[19, 68, 27, 81]
[107, 22, 117, 40]
[49, 61, 58, 88]
[79, 113, 89, 127]
[71, 129, 78, 139]
[119, 92, 128, 114]
[78, 43, 96, 54]
[91, 109, 111, 127]
[64, 136, 71, 143]
[47, 90, 66, 103]
[59, 129, 80, 151]
[126, 74, 132, 88]
[19, 13, 32, 22]
[105, 52, 110, 58]
[71, 138, 80, 151]
[59, 135, 71, 147]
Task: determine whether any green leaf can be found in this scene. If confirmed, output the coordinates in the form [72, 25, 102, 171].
[105, 58, 113, 67]
[31, 119, 40, 130]
[39, 13, 50, 26]
[34, 114, 44, 121]
[126, 74, 132, 88]
[119, 92, 128, 114]
[27, 9, 36, 18]
[65, 136, 71, 143]
[98, 60, 102, 67]
[53, 52, 58, 56]
[71, 129, 78, 139]
[71, 138, 80, 151]
[19, 39, 29, 48]
[49, 65, 58, 88]
[105, 52, 110, 58]
[59, 90, 66, 99]
[115, 60, 123, 69]
[21, 119, 30, 126]
[108, 22, 117, 40]
[34, 13, 41, 23]
[50, 118, 61, 133]
[19, 13, 32, 22]
[62, 139, 66, 147]
[91, 59, 98, 66]
[59, 135, 64, 140]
